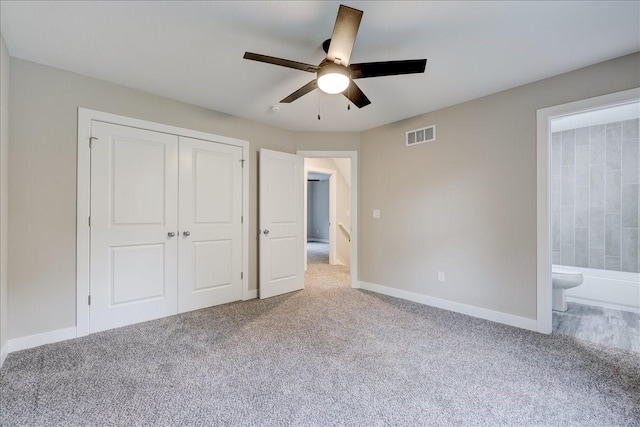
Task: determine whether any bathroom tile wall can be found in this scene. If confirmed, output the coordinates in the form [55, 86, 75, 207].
[552, 118, 640, 273]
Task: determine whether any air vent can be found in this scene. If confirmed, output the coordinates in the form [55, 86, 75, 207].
[406, 125, 436, 146]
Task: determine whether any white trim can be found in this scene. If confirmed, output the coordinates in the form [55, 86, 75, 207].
[8, 327, 77, 353]
[77, 109, 91, 337]
[304, 165, 337, 269]
[0, 344, 7, 367]
[297, 151, 358, 288]
[243, 289, 258, 300]
[77, 108, 250, 337]
[241, 142, 250, 302]
[359, 281, 538, 332]
[536, 88, 640, 334]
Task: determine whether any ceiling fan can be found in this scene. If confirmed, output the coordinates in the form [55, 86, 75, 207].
[243, 4, 427, 109]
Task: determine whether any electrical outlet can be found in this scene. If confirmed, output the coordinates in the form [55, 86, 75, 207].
[437, 271, 445, 282]
[373, 209, 381, 219]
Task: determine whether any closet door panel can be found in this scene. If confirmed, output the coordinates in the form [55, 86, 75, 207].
[178, 137, 243, 313]
[89, 121, 179, 333]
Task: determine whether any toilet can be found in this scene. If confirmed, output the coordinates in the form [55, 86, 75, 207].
[552, 267, 584, 311]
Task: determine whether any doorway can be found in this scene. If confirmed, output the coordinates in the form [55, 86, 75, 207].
[298, 151, 358, 288]
[305, 164, 337, 267]
[536, 88, 639, 351]
[307, 171, 331, 266]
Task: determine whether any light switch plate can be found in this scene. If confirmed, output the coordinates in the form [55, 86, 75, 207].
[373, 209, 381, 219]
[438, 272, 445, 282]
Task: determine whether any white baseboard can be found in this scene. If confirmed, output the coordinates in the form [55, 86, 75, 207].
[359, 281, 538, 332]
[8, 327, 77, 353]
[0, 343, 7, 367]
[334, 257, 350, 268]
[243, 289, 258, 300]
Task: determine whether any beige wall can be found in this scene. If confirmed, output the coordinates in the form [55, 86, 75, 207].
[8, 58, 298, 339]
[294, 132, 361, 152]
[6, 51, 639, 341]
[334, 159, 351, 266]
[360, 52, 640, 320]
[0, 34, 9, 361]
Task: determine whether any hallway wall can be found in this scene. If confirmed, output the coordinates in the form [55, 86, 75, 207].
[307, 179, 330, 242]
[305, 157, 351, 267]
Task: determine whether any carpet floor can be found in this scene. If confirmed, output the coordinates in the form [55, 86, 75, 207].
[1, 249, 639, 426]
[307, 241, 330, 265]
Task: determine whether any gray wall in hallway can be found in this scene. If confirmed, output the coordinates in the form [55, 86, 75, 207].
[307, 180, 330, 241]
[552, 118, 640, 272]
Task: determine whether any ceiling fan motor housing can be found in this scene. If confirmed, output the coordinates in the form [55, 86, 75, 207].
[317, 62, 350, 94]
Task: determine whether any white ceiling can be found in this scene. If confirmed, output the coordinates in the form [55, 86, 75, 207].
[1, 1, 639, 132]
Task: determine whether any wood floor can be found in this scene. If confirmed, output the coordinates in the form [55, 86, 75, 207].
[553, 302, 639, 352]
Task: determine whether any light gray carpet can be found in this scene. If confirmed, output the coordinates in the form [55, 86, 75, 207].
[307, 241, 330, 265]
[1, 255, 639, 426]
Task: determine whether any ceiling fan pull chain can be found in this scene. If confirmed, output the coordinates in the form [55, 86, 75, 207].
[318, 91, 321, 120]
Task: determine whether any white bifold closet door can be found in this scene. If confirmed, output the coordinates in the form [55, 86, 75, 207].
[89, 122, 242, 333]
[90, 122, 179, 333]
[178, 136, 242, 312]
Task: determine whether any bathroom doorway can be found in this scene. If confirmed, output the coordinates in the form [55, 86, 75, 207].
[537, 88, 640, 352]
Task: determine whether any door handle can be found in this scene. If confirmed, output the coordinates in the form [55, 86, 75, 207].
[183, 230, 191, 237]
[263, 229, 270, 235]
[167, 231, 176, 238]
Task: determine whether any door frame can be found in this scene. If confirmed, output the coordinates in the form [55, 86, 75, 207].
[304, 165, 337, 269]
[76, 108, 250, 338]
[297, 150, 358, 288]
[535, 87, 639, 334]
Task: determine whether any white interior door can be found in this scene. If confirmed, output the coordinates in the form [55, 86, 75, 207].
[90, 121, 178, 333]
[259, 149, 304, 298]
[178, 137, 243, 312]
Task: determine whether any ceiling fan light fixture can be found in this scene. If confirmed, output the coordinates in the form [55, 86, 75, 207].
[317, 63, 350, 94]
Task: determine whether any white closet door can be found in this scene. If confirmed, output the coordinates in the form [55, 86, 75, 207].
[259, 149, 304, 298]
[90, 122, 178, 333]
[178, 137, 243, 313]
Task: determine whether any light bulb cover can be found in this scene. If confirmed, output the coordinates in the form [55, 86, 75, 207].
[317, 63, 350, 94]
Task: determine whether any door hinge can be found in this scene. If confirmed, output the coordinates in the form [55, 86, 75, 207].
[241, 272, 243, 280]
[240, 159, 245, 168]
[88, 295, 91, 306]
[241, 216, 244, 224]
[89, 137, 98, 148]
[88, 216, 91, 227]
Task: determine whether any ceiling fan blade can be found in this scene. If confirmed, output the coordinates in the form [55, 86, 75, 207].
[349, 59, 427, 79]
[342, 80, 371, 108]
[326, 5, 363, 66]
[243, 52, 319, 73]
[280, 80, 318, 103]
